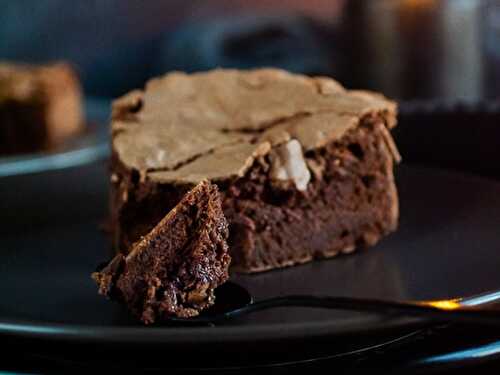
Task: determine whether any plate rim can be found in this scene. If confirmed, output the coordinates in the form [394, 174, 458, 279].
[0, 313, 426, 344]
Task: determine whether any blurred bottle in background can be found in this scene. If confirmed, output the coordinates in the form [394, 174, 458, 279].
[483, 0, 500, 99]
[342, 0, 496, 101]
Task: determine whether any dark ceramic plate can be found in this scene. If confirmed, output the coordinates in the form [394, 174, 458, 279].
[1, 107, 500, 369]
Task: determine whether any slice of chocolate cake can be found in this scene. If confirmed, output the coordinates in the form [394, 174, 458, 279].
[110, 68, 400, 273]
[0, 62, 83, 155]
[93, 180, 231, 324]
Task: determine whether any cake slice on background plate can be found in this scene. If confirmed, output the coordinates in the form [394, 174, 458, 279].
[0, 62, 83, 155]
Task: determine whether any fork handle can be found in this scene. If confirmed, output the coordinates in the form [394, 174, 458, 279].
[224, 295, 500, 326]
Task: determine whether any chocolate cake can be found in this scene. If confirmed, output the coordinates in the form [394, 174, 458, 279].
[0, 62, 83, 155]
[93, 180, 231, 324]
[110, 68, 400, 273]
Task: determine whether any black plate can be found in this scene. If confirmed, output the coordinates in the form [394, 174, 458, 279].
[2, 102, 500, 370]
[2, 159, 500, 368]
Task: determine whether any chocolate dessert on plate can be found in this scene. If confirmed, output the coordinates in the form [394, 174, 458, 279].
[109, 68, 400, 273]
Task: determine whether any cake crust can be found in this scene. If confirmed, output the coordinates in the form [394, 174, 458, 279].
[111, 69, 396, 179]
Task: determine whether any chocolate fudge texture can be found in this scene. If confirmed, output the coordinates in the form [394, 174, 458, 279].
[0, 62, 83, 155]
[110, 68, 400, 273]
[93, 180, 230, 324]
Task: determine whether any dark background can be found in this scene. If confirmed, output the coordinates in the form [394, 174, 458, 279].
[1, 0, 499, 101]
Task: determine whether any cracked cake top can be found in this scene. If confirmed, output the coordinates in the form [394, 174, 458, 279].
[111, 68, 397, 185]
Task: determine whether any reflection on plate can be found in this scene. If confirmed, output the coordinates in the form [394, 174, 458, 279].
[0, 98, 110, 177]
